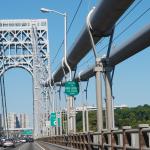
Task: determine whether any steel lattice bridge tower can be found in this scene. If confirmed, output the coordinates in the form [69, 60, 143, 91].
[0, 19, 51, 139]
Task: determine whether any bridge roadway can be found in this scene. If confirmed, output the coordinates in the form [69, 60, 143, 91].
[0, 141, 78, 150]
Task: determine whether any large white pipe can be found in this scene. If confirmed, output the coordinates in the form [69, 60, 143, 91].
[53, 0, 134, 83]
[75, 24, 150, 81]
[109, 24, 150, 66]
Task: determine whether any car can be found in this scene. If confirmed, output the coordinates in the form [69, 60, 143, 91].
[0, 139, 3, 146]
[15, 139, 21, 143]
[20, 139, 26, 143]
[3, 139, 15, 148]
[0, 138, 5, 147]
[28, 138, 34, 142]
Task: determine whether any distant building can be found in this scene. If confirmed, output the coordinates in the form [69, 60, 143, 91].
[75, 104, 128, 112]
[76, 105, 97, 112]
[8, 112, 17, 129]
[114, 104, 128, 109]
[3, 112, 29, 129]
[19, 113, 29, 128]
[16, 116, 20, 128]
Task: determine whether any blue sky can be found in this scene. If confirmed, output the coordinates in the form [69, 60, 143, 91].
[0, 0, 150, 125]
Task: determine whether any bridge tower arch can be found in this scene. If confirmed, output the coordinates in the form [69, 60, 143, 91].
[0, 19, 51, 139]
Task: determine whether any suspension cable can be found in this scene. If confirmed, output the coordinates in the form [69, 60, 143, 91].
[85, 80, 89, 102]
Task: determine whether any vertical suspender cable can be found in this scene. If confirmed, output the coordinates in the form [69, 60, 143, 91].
[0, 76, 6, 137]
[2, 75, 9, 138]
[85, 80, 89, 132]
[106, 26, 115, 58]
[0, 75, 9, 138]
[0, 44, 9, 138]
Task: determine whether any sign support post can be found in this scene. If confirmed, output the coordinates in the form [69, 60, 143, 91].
[65, 81, 79, 134]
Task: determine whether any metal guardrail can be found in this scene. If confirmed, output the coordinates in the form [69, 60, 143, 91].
[38, 125, 150, 150]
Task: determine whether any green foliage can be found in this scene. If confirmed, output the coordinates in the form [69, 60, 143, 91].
[76, 112, 82, 132]
[88, 111, 97, 131]
[115, 104, 150, 128]
[76, 104, 150, 132]
[76, 111, 97, 132]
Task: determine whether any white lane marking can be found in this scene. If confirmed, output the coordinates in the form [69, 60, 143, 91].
[35, 142, 46, 150]
[19, 143, 26, 150]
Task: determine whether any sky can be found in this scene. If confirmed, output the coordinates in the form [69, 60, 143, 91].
[0, 0, 150, 125]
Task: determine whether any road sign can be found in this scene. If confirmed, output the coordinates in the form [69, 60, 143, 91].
[50, 112, 62, 127]
[21, 130, 32, 135]
[65, 81, 79, 96]
[50, 112, 56, 127]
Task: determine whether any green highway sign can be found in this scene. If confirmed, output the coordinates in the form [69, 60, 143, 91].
[65, 81, 79, 96]
[50, 112, 61, 127]
[50, 112, 56, 127]
[21, 130, 32, 135]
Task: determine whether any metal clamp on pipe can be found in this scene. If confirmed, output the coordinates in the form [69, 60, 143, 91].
[94, 58, 103, 72]
[86, 7, 97, 59]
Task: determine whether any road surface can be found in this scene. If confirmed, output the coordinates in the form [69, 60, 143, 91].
[0, 142, 43, 150]
[0, 141, 78, 150]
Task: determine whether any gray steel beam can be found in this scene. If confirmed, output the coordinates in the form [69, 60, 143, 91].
[75, 24, 150, 81]
[53, 0, 134, 83]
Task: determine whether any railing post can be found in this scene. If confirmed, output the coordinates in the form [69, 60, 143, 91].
[75, 134, 78, 149]
[78, 134, 80, 149]
[111, 128, 118, 150]
[65, 135, 68, 147]
[87, 132, 93, 150]
[83, 133, 86, 150]
[122, 126, 131, 150]
[102, 129, 109, 150]
[138, 124, 149, 150]
[79, 133, 82, 149]
[101, 130, 104, 150]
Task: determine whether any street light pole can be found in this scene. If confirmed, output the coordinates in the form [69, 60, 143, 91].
[40, 8, 76, 134]
[40, 8, 71, 80]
